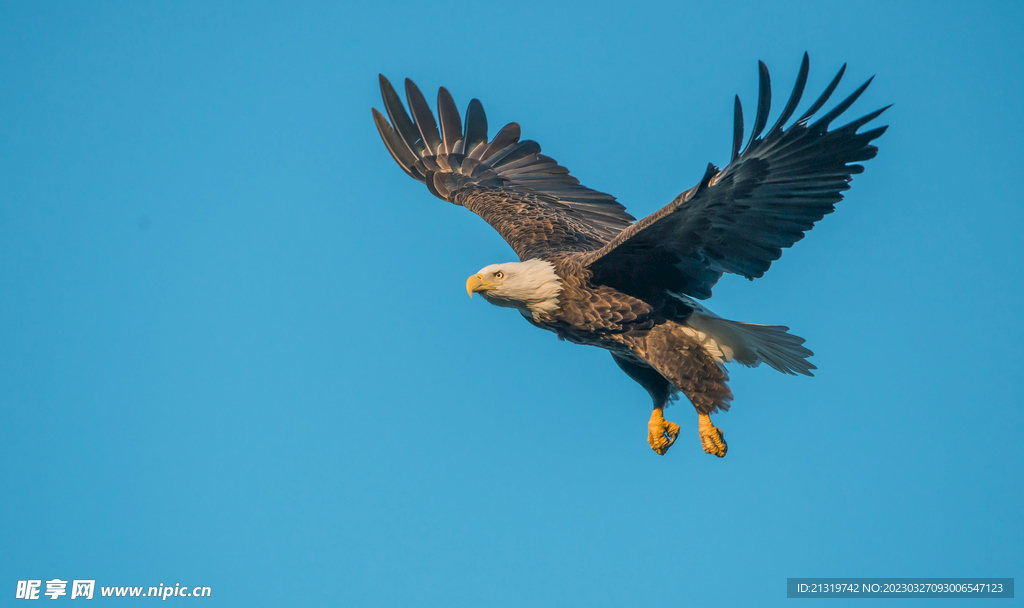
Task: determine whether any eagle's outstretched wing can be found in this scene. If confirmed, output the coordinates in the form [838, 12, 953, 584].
[584, 54, 889, 301]
[373, 76, 634, 260]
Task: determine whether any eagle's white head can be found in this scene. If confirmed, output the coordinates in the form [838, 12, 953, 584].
[466, 259, 563, 319]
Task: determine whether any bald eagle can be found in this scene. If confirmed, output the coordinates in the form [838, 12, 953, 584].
[372, 54, 887, 456]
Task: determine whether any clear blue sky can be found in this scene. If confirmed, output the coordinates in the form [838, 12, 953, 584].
[2, 1, 1021, 605]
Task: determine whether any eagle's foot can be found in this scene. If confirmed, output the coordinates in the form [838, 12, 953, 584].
[698, 413, 727, 457]
[648, 408, 680, 455]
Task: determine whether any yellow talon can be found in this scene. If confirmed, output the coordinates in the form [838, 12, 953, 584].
[698, 413, 727, 457]
[647, 408, 681, 455]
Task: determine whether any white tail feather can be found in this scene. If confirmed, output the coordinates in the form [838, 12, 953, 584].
[688, 315, 815, 376]
[669, 293, 815, 376]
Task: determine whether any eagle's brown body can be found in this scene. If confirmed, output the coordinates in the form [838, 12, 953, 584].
[373, 54, 886, 455]
[530, 254, 732, 416]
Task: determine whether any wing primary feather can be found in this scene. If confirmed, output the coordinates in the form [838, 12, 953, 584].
[464, 98, 488, 151]
[797, 63, 846, 123]
[766, 52, 809, 137]
[731, 95, 744, 162]
[838, 104, 892, 133]
[437, 87, 462, 154]
[810, 76, 875, 130]
[404, 79, 442, 154]
[487, 140, 541, 166]
[379, 75, 424, 158]
[743, 61, 772, 152]
[481, 123, 521, 160]
[856, 125, 889, 142]
[372, 108, 417, 178]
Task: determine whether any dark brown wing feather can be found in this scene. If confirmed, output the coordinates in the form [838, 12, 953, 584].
[373, 76, 634, 260]
[584, 54, 889, 300]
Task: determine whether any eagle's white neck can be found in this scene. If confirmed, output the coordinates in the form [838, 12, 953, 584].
[479, 259, 563, 319]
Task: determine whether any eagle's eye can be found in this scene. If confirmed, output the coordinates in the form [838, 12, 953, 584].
[493, 271, 504, 280]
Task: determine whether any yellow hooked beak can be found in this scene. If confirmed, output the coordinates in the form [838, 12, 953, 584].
[466, 274, 498, 297]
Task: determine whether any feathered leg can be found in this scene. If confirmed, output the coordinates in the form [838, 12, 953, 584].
[640, 324, 733, 457]
[611, 353, 680, 455]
